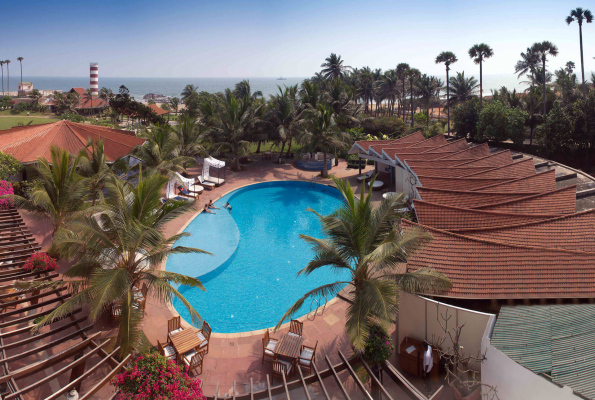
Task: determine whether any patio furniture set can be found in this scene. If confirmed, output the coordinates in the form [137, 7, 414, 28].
[262, 319, 318, 381]
[356, 170, 384, 190]
[158, 316, 211, 375]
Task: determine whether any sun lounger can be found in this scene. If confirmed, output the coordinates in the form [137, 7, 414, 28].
[197, 175, 216, 190]
[175, 173, 204, 194]
[166, 181, 189, 201]
[357, 170, 374, 182]
[205, 176, 225, 186]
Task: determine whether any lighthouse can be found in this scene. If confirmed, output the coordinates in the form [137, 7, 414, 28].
[90, 63, 98, 96]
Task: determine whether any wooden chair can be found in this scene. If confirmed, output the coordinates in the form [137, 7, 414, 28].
[158, 340, 177, 362]
[111, 304, 122, 321]
[167, 316, 183, 340]
[272, 358, 293, 380]
[298, 341, 318, 375]
[182, 349, 206, 375]
[288, 319, 303, 337]
[261, 329, 278, 364]
[196, 321, 211, 354]
[0, 288, 19, 314]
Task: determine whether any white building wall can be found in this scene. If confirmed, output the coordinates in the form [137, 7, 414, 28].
[481, 315, 580, 400]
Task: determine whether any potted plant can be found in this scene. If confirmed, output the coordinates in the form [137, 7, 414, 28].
[363, 323, 394, 367]
[22, 252, 58, 273]
[113, 352, 205, 400]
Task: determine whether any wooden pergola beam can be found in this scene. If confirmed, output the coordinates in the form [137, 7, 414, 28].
[338, 351, 374, 400]
[0, 316, 86, 351]
[78, 353, 132, 400]
[0, 311, 84, 339]
[1, 292, 71, 318]
[0, 305, 81, 330]
[325, 355, 351, 400]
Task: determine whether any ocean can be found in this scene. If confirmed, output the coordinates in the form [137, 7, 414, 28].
[3, 74, 528, 100]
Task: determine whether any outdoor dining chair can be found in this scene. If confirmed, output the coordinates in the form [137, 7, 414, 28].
[288, 319, 303, 337]
[167, 316, 183, 340]
[183, 349, 207, 375]
[298, 341, 318, 375]
[195, 321, 211, 354]
[261, 329, 278, 364]
[158, 340, 177, 362]
[272, 358, 293, 380]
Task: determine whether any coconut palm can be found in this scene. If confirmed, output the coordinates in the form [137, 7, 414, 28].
[132, 123, 195, 176]
[447, 72, 479, 106]
[408, 68, 421, 127]
[301, 104, 350, 178]
[396, 63, 410, 121]
[181, 84, 199, 104]
[566, 8, 593, 98]
[468, 44, 493, 107]
[83, 88, 95, 117]
[320, 53, 351, 81]
[533, 41, 559, 118]
[174, 115, 207, 162]
[2, 147, 89, 234]
[30, 89, 43, 105]
[0, 61, 4, 95]
[415, 74, 440, 127]
[565, 61, 576, 74]
[5, 60, 10, 95]
[515, 47, 540, 94]
[435, 52, 458, 134]
[233, 80, 262, 101]
[170, 97, 180, 114]
[276, 177, 451, 348]
[28, 172, 210, 356]
[17, 57, 23, 94]
[378, 70, 400, 116]
[299, 80, 321, 109]
[98, 87, 115, 107]
[267, 85, 305, 159]
[208, 89, 262, 171]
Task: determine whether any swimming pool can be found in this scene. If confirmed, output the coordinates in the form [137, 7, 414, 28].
[166, 181, 350, 333]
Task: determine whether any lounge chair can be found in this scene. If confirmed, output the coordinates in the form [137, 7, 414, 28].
[165, 181, 189, 201]
[262, 329, 278, 364]
[204, 175, 225, 186]
[175, 172, 204, 194]
[197, 175, 216, 190]
[357, 170, 374, 182]
[175, 184, 198, 199]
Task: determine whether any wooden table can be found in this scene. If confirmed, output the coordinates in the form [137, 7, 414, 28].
[275, 334, 304, 359]
[170, 328, 201, 356]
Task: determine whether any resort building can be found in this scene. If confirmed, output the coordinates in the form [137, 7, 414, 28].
[146, 103, 169, 116]
[17, 81, 33, 96]
[47, 87, 109, 115]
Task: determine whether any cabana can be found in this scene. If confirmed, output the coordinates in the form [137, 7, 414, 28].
[202, 157, 226, 186]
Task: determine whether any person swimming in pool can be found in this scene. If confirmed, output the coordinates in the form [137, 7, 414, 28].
[224, 201, 232, 210]
[208, 199, 219, 209]
[203, 203, 215, 214]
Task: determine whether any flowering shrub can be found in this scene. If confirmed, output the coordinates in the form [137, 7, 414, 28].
[22, 252, 58, 273]
[113, 352, 205, 400]
[363, 324, 394, 365]
[0, 180, 14, 210]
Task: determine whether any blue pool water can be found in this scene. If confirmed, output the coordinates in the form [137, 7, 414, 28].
[166, 181, 350, 333]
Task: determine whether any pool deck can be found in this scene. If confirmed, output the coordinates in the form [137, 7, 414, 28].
[20, 159, 392, 398]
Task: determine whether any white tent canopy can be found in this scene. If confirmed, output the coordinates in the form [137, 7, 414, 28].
[202, 157, 226, 185]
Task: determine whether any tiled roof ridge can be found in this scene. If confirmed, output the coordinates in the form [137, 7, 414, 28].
[416, 186, 542, 196]
[0, 121, 60, 156]
[474, 169, 555, 191]
[405, 134, 447, 148]
[456, 206, 594, 234]
[463, 158, 535, 177]
[413, 199, 561, 219]
[473, 185, 576, 210]
[453, 150, 511, 167]
[403, 219, 595, 255]
[66, 120, 140, 149]
[431, 142, 488, 161]
[421, 138, 468, 154]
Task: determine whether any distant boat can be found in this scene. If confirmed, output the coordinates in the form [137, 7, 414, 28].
[277, 77, 287, 80]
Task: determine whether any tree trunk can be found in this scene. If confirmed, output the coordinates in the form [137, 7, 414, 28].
[322, 151, 328, 178]
[579, 23, 586, 98]
[479, 59, 483, 108]
[256, 140, 262, 153]
[285, 137, 293, 157]
[446, 68, 450, 135]
[278, 141, 286, 162]
[542, 59, 547, 120]
[410, 79, 414, 127]
[402, 80, 406, 121]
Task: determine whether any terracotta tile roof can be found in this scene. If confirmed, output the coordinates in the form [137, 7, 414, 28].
[408, 165, 496, 178]
[412, 200, 555, 231]
[463, 158, 536, 179]
[0, 120, 145, 163]
[476, 169, 556, 193]
[455, 209, 595, 252]
[421, 138, 469, 154]
[406, 135, 448, 149]
[417, 175, 513, 191]
[437, 143, 492, 160]
[454, 150, 514, 167]
[354, 131, 424, 153]
[70, 87, 87, 95]
[406, 159, 477, 169]
[416, 187, 543, 207]
[473, 185, 577, 215]
[147, 103, 169, 115]
[402, 220, 595, 300]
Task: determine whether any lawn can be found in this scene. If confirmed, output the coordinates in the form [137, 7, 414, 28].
[0, 117, 61, 130]
[247, 141, 306, 155]
[0, 110, 54, 117]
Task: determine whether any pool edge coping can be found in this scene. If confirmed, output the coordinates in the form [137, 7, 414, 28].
[161, 178, 344, 337]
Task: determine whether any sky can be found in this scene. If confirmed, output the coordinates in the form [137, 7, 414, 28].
[2, 0, 593, 78]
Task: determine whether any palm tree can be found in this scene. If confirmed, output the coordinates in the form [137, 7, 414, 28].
[208, 89, 261, 171]
[396, 63, 410, 121]
[565, 61, 576, 74]
[181, 84, 199, 104]
[0, 61, 4, 95]
[515, 46, 540, 90]
[533, 41, 559, 118]
[17, 57, 23, 95]
[320, 53, 351, 81]
[170, 97, 180, 114]
[174, 115, 207, 162]
[83, 88, 95, 117]
[132, 123, 194, 176]
[415, 74, 440, 127]
[276, 177, 451, 348]
[299, 80, 321, 109]
[378, 70, 400, 116]
[566, 8, 593, 98]
[233, 79, 262, 101]
[468, 44, 493, 107]
[5, 60, 10, 96]
[435, 52, 458, 135]
[29, 172, 210, 356]
[267, 85, 306, 160]
[2, 147, 89, 235]
[408, 68, 421, 127]
[98, 87, 115, 107]
[447, 72, 479, 106]
[302, 104, 350, 178]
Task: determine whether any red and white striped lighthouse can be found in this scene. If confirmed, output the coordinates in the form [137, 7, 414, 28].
[90, 62, 99, 96]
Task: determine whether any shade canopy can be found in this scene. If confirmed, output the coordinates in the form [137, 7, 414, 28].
[202, 156, 225, 180]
